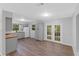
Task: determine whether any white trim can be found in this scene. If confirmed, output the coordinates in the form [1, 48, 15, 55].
[72, 46, 77, 56]
[46, 24, 62, 43]
[53, 24, 62, 43]
[44, 39, 72, 47]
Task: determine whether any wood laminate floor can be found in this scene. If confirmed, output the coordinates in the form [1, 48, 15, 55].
[8, 38, 74, 56]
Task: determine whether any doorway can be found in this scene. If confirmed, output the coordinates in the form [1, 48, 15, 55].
[54, 25, 61, 42]
[47, 24, 61, 43]
[47, 25, 52, 40]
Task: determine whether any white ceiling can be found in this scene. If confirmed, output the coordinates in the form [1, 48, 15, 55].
[0, 3, 78, 21]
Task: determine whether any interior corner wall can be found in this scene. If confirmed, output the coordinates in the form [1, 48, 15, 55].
[44, 17, 73, 46]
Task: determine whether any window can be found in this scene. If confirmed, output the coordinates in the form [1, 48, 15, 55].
[13, 24, 19, 32]
[32, 25, 35, 31]
[47, 25, 52, 39]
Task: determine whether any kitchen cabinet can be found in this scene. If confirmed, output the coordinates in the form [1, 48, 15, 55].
[6, 33, 17, 54]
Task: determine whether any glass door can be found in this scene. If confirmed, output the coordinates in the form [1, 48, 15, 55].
[47, 25, 52, 40]
[54, 25, 61, 42]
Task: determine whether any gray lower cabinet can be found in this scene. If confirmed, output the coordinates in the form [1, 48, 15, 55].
[6, 38, 17, 54]
[15, 32, 25, 39]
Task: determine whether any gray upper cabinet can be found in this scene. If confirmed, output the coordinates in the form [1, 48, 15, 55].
[5, 17, 12, 32]
[2, 10, 13, 32]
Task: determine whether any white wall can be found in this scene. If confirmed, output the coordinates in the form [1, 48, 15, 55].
[76, 14, 79, 53]
[44, 17, 73, 46]
[0, 9, 3, 55]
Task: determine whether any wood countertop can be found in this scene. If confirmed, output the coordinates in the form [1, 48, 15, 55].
[5, 33, 17, 39]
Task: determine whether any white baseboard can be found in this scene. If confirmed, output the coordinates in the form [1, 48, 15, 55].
[72, 46, 76, 56]
[44, 39, 72, 47]
[61, 42, 72, 47]
[0, 52, 1, 56]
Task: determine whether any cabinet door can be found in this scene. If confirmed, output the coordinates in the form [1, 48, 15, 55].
[5, 17, 12, 32]
[6, 38, 17, 54]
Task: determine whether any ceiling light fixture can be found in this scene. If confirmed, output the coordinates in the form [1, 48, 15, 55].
[20, 19, 25, 21]
[42, 13, 50, 17]
[20, 19, 31, 22]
